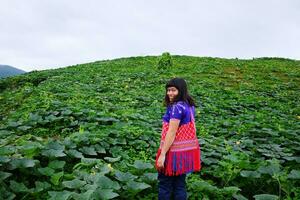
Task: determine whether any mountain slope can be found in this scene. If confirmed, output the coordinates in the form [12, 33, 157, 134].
[0, 64, 26, 78]
[0, 55, 299, 199]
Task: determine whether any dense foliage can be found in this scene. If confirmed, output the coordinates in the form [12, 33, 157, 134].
[0, 55, 299, 199]
[157, 52, 173, 70]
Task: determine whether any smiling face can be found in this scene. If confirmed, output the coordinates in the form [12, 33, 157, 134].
[167, 87, 179, 102]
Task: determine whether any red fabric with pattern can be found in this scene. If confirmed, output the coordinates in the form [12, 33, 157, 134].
[155, 106, 201, 176]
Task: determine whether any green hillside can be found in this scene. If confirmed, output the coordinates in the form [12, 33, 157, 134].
[0, 55, 299, 199]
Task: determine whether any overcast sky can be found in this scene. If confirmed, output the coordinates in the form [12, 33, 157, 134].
[0, 0, 299, 72]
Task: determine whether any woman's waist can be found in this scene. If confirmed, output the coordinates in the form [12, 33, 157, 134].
[159, 138, 199, 148]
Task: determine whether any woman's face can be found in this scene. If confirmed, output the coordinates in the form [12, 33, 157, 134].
[167, 87, 179, 102]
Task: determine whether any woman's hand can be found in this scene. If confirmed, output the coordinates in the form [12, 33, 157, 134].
[157, 153, 166, 170]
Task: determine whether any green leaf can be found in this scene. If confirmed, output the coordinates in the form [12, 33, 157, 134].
[224, 154, 239, 163]
[9, 158, 39, 170]
[72, 190, 94, 200]
[114, 170, 137, 182]
[240, 170, 261, 178]
[98, 164, 112, 175]
[0, 146, 15, 155]
[28, 113, 42, 122]
[50, 172, 64, 186]
[287, 170, 300, 179]
[0, 187, 16, 200]
[132, 160, 153, 170]
[93, 189, 119, 200]
[73, 159, 100, 170]
[83, 183, 98, 191]
[95, 175, 120, 190]
[253, 194, 279, 200]
[294, 156, 300, 163]
[80, 146, 97, 156]
[94, 144, 106, 154]
[202, 157, 219, 164]
[0, 156, 10, 163]
[0, 171, 12, 180]
[48, 190, 73, 200]
[115, 138, 127, 145]
[63, 173, 75, 180]
[81, 158, 101, 165]
[19, 142, 42, 158]
[258, 164, 280, 176]
[48, 160, 66, 169]
[7, 121, 21, 128]
[34, 181, 51, 192]
[62, 179, 86, 189]
[104, 156, 121, 163]
[233, 194, 248, 200]
[17, 125, 32, 131]
[61, 109, 72, 116]
[221, 186, 241, 194]
[9, 180, 29, 193]
[66, 149, 84, 158]
[38, 167, 55, 176]
[190, 180, 218, 192]
[63, 138, 77, 149]
[125, 180, 151, 191]
[95, 117, 119, 124]
[142, 173, 157, 182]
[45, 140, 65, 150]
[41, 149, 66, 158]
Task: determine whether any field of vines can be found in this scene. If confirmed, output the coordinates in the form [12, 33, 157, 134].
[0, 55, 299, 199]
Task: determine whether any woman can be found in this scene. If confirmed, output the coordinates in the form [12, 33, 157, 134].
[155, 77, 201, 200]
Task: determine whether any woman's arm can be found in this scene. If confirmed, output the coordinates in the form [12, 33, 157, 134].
[160, 119, 180, 155]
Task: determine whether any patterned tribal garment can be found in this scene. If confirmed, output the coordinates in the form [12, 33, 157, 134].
[155, 103, 201, 176]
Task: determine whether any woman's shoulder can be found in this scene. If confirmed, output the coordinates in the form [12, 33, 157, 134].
[176, 100, 193, 107]
[168, 101, 194, 110]
[172, 101, 193, 112]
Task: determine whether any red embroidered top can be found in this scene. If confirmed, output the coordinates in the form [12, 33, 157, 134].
[155, 101, 202, 176]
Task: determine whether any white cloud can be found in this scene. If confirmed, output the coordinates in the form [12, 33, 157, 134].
[0, 0, 299, 72]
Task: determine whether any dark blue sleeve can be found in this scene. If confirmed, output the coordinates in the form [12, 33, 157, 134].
[169, 103, 184, 120]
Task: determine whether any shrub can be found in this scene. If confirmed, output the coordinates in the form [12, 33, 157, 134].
[157, 52, 173, 70]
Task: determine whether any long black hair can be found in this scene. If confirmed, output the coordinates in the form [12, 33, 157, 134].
[163, 77, 196, 107]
